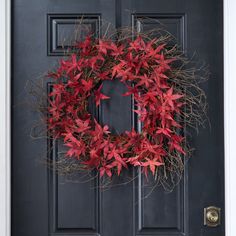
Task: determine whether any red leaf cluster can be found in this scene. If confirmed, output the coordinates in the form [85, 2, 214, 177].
[47, 35, 186, 178]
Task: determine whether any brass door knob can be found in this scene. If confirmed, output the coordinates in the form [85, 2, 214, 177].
[204, 206, 221, 227]
[206, 209, 219, 223]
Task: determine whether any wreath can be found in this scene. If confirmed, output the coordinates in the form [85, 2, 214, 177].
[30, 28, 207, 186]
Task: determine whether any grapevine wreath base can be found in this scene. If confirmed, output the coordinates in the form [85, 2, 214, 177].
[29, 26, 207, 189]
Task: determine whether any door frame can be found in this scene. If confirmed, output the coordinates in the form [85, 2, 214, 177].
[0, 0, 235, 235]
[0, 0, 11, 236]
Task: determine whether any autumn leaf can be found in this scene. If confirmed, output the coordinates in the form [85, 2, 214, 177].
[156, 127, 172, 137]
[142, 158, 164, 175]
[92, 119, 110, 141]
[81, 79, 93, 92]
[156, 53, 176, 72]
[136, 74, 153, 88]
[122, 85, 139, 97]
[129, 36, 146, 51]
[110, 42, 125, 57]
[112, 61, 126, 78]
[65, 140, 86, 158]
[97, 39, 112, 55]
[127, 156, 142, 166]
[75, 118, 91, 133]
[94, 84, 110, 106]
[133, 108, 148, 122]
[164, 87, 184, 109]
[61, 54, 79, 74]
[100, 166, 112, 178]
[107, 146, 127, 168]
[96, 71, 110, 81]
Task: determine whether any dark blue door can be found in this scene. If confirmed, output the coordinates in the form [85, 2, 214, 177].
[11, 0, 224, 236]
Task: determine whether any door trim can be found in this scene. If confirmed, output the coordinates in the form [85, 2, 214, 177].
[0, 0, 235, 235]
[0, 0, 11, 236]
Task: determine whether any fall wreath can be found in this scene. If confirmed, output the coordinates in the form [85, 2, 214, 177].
[30, 27, 207, 187]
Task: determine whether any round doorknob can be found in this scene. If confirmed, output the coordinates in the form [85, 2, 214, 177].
[204, 206, 221, 227]
[206, 209, 219, 223]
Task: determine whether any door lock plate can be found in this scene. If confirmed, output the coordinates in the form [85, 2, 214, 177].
[204, 206, 221, 227]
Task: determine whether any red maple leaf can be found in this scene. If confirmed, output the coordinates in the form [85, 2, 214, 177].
[82, 149, 100, 168]
[107, 146, 127, 168]
[127, 155, 141, 166]
[136, 74, 153, 88]
[142, 158, 164, 175]
[110, 42, 125, 57]
[81, 79, 93, 92]
[164, 87, 183, 109]
[97, 39, 112, 55]
[99, 165, 112, 178]
[61, 53, 79, 74]
[74, 72, 83, 81]
[94, 84, 110, 106]
[92, 119, 110, 141]
[129, 36, 146, 51]
[77, 35, 92, 55]
[75, 118, 91, 133]
[112, 61, 126, 78]
[122, 85, 139, 97]
[157, 53, 176, 72]
[147, 43, 166, 59]
[133, 108, 148, 122]
[65, 140, 86, 158]
[96, 71, 110, 81]
[156, 127, 172, 137]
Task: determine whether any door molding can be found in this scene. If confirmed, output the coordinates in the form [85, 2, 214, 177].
[0, 0, 235, 235]
[0, 0, 11, 236]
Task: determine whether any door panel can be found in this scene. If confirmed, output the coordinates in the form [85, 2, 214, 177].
[50, 142, 99, 234]
[11, 0, 224, 236]
[132, 15, 186, 235]
[47, 14, 101, 56]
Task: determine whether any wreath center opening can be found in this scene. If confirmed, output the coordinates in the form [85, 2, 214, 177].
[95, 78, 132, 135]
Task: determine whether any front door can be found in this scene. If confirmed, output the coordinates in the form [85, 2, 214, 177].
[11, 0, 224, 236]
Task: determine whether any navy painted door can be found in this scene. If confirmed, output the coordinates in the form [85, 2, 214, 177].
[11, 0, 224, 236]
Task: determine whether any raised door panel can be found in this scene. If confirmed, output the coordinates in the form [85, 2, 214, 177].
[131, 14, 187, 236]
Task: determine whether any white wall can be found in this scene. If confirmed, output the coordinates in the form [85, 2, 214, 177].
[224, 0, 236, 235]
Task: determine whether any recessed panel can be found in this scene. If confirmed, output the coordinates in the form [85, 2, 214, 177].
[47, 14, 100, 56]
[48, 82, 100, 235]
[133, 14, 185, 50]
[49, 141, 99, 235]
[132, 14, 186, 235]
[138, 175, 183, 233]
